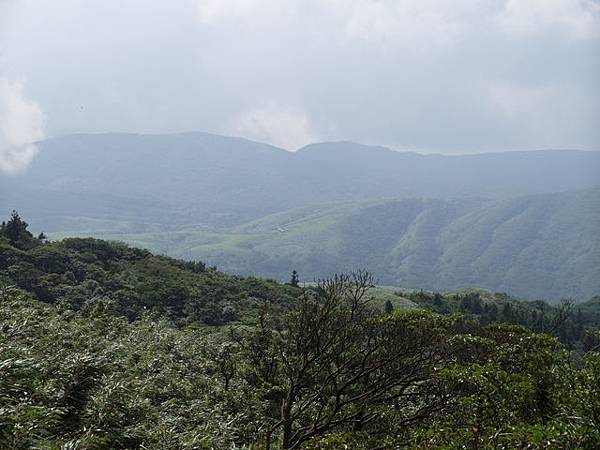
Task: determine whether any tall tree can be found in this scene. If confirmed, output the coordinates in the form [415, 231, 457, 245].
[242, 272, 458, 449]
[1, 211, 37, 249]
[289, 270, 299, 287]
[384, 299, 394, 314]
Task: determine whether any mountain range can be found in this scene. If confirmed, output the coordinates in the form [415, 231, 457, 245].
[1, 132, 599, 300]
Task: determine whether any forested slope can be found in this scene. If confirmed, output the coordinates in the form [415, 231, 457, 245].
[2, 212, 600, 448]
[0, 212, 299, 327]
[67, 189, 599, 301]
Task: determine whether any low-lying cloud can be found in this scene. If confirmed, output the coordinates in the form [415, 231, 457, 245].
[231, 102, 319, 150]
[195, 0, 600, 43]
[1, 0, 598, 155]
[495, 0, 600, 39]
[0, 77, 45, 174]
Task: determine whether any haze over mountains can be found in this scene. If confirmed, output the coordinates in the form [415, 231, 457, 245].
[1, 132, 599, 300]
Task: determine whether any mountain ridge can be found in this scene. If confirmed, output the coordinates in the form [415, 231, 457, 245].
[2, 132, 599, 300]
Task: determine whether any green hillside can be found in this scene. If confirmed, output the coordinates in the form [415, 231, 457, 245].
[4, 211, 598, 336]
[2, 133, 599, 232]
[2, 133, 599, 301]
[42, 189, 599, 301]
[0, 213, 300, 327]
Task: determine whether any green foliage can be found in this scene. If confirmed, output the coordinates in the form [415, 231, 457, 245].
[289, 270, 299, 287]
[383, 298, 394, 314]
[0, 287, 268, 449]
[237, 273, 464, 448]
[0, 232, 299, 327]
[407, 289, 599, 348]
[1, 280, 600, 449]
[1, 216, 599, 449]
[0, 210, 41, 251]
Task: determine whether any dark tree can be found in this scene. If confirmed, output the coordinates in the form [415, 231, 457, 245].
[242, 272, 458, 449]
[289, 270, 299, 287]
[502, 303, 514, 321]
[4, 211, 28, 241]
[1, 211, 38, 250]
[384, 299, 394, 314]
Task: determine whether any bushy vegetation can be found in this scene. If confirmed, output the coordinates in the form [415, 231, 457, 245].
[0, 211, 298, 327]
[1, 213, 599, 448]
[0, 287, 258, 449]
[406, 288, 600, 348]
[2, 282, 600, 448]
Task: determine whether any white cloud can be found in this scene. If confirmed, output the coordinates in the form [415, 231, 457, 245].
[2, 0, 598, 153]
[0, 77, 45, 174]
[322, 0, 480, 47]
[488, 81, 584, 146]
[231, 102, 319, 150]
[489, 81, 570, 120]
[496, 0, 600, 39]
[193, 0, 482, 47]
[194, 0, 264, 24]
[321, 0, 600, 45]
[192, 0, 600, 48]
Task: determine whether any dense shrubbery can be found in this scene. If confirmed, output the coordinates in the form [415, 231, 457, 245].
[1, 283, 599, 449]
[0, 287, 257, 449]
[1, 214, 599, 448]
[0, 212, 298, 327]
[407, 289, 600, 348]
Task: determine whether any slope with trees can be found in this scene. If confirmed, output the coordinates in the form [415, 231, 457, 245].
[81, 189, 599, 301]
[2, 133, 598, 301]
[0, 211, 299, 326]
[2, 213, 600, 448]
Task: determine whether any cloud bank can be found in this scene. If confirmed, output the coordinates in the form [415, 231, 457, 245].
[231, 102, 319, 150]
[0, 78, 45, 174]
[495, 0, 600, 39]
[0, 0, 598, 157]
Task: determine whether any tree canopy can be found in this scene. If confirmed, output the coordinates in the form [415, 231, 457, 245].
[1, 213, 599, 448]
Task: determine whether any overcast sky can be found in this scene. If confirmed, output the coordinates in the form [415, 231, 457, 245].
[0, 0, 599, 172]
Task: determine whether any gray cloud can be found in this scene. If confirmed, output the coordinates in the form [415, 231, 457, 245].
[230, 101, 320, 150]
[0, 77, 45, 174]
[0, 0, 598, 155]
[0, 2, 45, 174]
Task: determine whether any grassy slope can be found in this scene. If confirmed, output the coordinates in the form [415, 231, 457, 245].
[45, 188, 600, 301]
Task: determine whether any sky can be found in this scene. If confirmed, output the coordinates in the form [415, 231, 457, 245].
[0, 0, 599, 173]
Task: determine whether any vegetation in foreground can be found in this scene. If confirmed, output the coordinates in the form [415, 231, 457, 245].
[1, 212, 600, 449]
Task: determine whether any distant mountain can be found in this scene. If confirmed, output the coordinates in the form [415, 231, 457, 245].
[1, 133, 294, 228]
[295, 141, 600, 200]
[1, 132, 599, 300]
[2, 132, 599, 230]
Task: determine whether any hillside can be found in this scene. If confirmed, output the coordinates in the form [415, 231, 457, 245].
[2, 132, 599, 231]
[4, 212, 599, 334]
[0, 214, 300, 327]
[2, 217, 600, 448]
[1, 132, 599, 300]
[44, 188, 600, 301]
